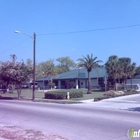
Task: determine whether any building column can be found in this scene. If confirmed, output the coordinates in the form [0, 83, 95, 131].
[76, 79, 79, 89]
[58, 80, 61, 89]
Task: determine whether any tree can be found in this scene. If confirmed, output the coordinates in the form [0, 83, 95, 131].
[10, 54, 17, 63]
[119, 57, 136, 84]
[77, 54, 102, 94]
[69, 81, 75, 88]
[105, 56, 136, 90]
[36, 59, 55, 79]
[26, 58, 33, 67]
[105, 55, 121, 89]
[0, 59, 33, 99]
[135, 66, 140, 76]
[56, 57, 75, 73]
[45, 64, 58, 83]
[47, 82, 55, 89]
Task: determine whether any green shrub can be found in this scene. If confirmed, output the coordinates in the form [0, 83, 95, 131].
[69, 90, 83, 98]
[45, 92, 67, 99]
[47, 82, 55, 89]
[69, 81, 75, 88]
[44, 89, 83, 99]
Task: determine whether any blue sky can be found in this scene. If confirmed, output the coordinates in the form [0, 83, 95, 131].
[1, 0, 140, 65]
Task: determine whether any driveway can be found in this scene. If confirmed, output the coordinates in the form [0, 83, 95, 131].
[80, 94, 140, 112]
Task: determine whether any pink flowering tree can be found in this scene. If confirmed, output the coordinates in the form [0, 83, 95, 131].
[0, 56, 33, 99]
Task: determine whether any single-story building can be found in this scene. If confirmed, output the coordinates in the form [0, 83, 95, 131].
[36, 67, 107, 89]
[127, 75, 140, 85]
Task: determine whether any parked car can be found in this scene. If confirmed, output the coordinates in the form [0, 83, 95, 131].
[30, 82, 38, 89]
[22, 84, 28, 88]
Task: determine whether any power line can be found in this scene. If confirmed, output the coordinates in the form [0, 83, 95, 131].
[0, 38, 29, 55]
[1, 23, 140, 55]
[37, 24, 140, 36]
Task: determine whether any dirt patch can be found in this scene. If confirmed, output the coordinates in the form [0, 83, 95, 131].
[0, 125, 69, 140]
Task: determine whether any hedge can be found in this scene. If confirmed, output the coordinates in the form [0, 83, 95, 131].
[45, 92, 67, 99]
[69, 91, 83, 98]
[44, 90, 83, 99]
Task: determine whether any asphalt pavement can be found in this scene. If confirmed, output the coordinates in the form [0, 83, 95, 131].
[0, 97, 140, 140]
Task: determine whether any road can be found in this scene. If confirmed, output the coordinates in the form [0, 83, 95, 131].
[0, 97, 140, 140]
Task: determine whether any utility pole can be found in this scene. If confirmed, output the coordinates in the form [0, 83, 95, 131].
[14, 30, 36, 101]
[32, 33, 36, 101]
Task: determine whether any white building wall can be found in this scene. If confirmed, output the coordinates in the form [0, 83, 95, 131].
[79, 79, 99, 88]
[79, 80, 86, 88]
[127, 79, 140, 85]
[91, 79, 99, 87]
[37, 81, 43, 88]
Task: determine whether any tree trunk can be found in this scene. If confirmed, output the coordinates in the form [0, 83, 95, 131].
[123, 78, 126, 90]
[10, 83, 14, 93]
[131, 78, 132, 89]
[87, 71, 91, 94]
[50, 77, 53, 89]
[17, 89, 20, 99]
[51, 77, 53, 83]
[114, 77, 116, 91]
[118, 78, 120, 84]
[16, 84, 22, 99]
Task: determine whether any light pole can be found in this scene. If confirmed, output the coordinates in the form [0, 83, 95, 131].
[15, 30, 36, 101]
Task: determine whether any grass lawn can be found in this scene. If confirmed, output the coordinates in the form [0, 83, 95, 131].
[2, 88, 138, 103]
[71, 91, 104, 101]
[0, 88, 105, 102]
[0, 89, 45, 99]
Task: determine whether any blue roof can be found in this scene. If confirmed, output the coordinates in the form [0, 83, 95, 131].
[36, 67, 107, 81]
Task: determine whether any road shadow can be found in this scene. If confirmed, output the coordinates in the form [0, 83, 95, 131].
[0, 96, 17, 100]
[127, 107, 140, 112]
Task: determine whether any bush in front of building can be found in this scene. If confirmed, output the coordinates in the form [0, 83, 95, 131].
[69, 90, 83, 98]
[47, 82, 55, 89]
[44, 89, 83, 99]
[69, 81, 75, 88]
[45, 92, 66, 99]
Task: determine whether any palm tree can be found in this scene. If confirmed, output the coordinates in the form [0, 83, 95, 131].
[105, 56, 136, 90]
[10, 54, 17, 64]
[129, 62, 136, 89]
[119, 58, 135, 83]
[105, 55, 120, 89]
[134, 66, 140, 77]
[77, 54, 102, 94]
